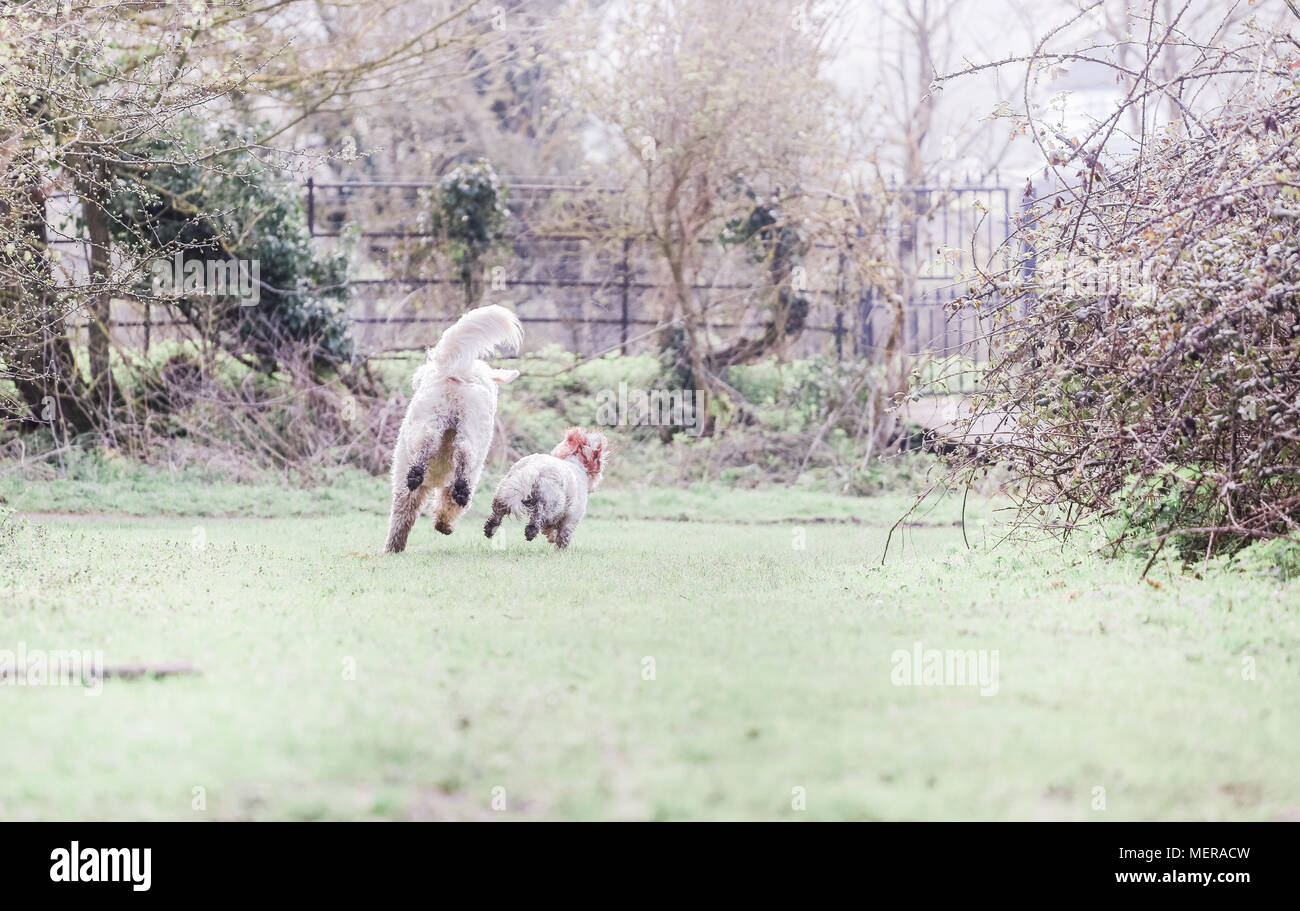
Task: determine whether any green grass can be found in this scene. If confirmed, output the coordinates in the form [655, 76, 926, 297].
[1, 474, 1297, 820]
[0, 457, 386, 518]
[0, 456, 989, 525]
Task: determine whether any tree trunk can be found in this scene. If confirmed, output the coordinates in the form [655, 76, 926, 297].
[0, 175, 94, 433]
[75, 153, 115, 429]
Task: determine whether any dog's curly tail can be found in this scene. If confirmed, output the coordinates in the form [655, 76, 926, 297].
[427, 304, 523, 377]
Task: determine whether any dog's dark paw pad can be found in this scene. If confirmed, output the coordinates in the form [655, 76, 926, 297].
[451, 479, 470, 507]
[435, 519, 454, 535]
[406, 465, 425, 491]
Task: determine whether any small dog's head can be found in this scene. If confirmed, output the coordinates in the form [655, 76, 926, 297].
[551, 427, 610, 489]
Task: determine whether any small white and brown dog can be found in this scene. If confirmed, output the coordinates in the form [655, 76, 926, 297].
[483, 427, 609, 549]
[384, 304, 523, 553]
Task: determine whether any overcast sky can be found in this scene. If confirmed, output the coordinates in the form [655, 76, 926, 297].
[826, 0, 1288, 185]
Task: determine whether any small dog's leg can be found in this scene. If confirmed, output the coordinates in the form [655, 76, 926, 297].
[553, 522, 576, 550]
[521, 492, 544, 541]
[483, 500, 508, 538]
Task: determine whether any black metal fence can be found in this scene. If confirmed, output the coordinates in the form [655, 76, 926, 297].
[303, 175, 1014, 369]
[57, 173, 1015, 391]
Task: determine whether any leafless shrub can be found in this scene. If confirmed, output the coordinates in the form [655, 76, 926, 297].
[100, 345, 398, 481]
[925, 3, 1300, 563]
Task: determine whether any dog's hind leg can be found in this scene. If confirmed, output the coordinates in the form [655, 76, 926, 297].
[521, 492, 544, 541]
[483, 498, 508, 538]
[384, 481, 431, 553]
[523, 479, 565, 543]
[553, 520, 577, 550]
[434, 449, 483, 535]
[448, 435, 482, 509]
[385, 428, 454, 551]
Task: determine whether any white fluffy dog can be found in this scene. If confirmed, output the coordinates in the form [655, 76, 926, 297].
[384, 304, 523, 553]
[483, 427, 609, 549]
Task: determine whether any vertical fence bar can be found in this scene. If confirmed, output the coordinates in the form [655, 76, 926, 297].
[1002, 186, 1011, 260]
[929, 293, 938, 353]
[860, 286, 875, 355]
[620, 235, 631, 354]
[908, 291, 918, 356]
[834, 250, 845, 361]
[306, 177, 315, 237]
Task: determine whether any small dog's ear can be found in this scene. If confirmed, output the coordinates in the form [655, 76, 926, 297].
[584, 434, 609, 488]
[489, 368, 520, 384]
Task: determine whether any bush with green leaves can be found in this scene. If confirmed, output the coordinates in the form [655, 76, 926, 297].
[425, 159, 509, 304]
[109, 123, 354, 372]
[1214, 535, 1300, 581]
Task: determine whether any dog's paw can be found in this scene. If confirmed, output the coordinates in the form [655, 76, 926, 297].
[524, 523, 538, 541]
[406, 465, 425, 491]
[451, 478, 471, 507]
[435, 519, 454, 535]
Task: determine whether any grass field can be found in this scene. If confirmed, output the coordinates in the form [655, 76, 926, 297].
[1, 468, 1297, 820]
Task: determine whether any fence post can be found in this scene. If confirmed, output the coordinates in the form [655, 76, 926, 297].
[306, 177, 315, 236]
[860, 286, 875, 354]
[620, 235, 631, 354]
[833, 249, 846, 361]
